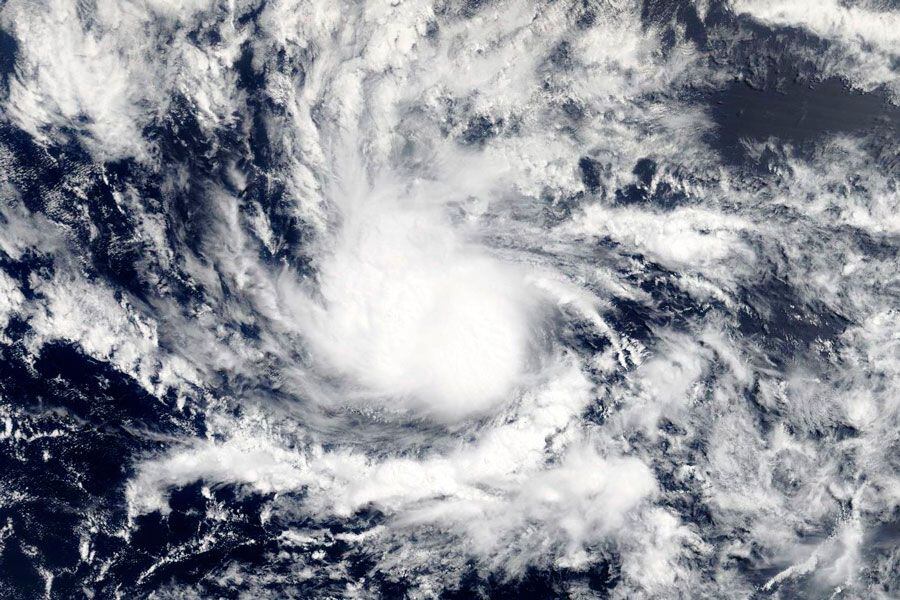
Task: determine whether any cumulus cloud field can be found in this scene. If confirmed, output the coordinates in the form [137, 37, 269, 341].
[0, 0, 897, 597]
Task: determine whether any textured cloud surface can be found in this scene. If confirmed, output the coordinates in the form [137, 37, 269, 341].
[0, 0, 898, 598]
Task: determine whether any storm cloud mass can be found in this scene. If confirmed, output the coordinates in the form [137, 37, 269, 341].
[0, 0, 898, 598]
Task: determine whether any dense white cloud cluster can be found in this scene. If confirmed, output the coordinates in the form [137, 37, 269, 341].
[0, 0, 897, 597]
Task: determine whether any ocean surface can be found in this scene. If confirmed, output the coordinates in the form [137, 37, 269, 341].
[0, 0, 897, 597]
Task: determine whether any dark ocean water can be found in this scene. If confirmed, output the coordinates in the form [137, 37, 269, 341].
[0, 0, 897, 598]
